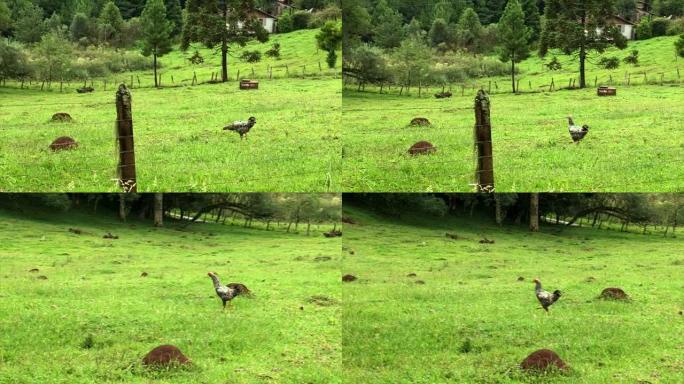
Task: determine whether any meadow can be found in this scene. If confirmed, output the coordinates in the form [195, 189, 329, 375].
[342, 36, 684, 192]
[0, 29, 341, 192]
[0, 207, 341, 383]
[341, 205, 684, 383]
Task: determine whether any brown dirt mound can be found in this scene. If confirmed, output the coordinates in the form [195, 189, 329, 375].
[434, 92, 453, 99]
[323, 230, 342, 238]
[140, 272, 148, 277]
[51, 113, 73, 122]
[479, 238, 495, 244]
[142, 345, 190, 366]
[342, 274, 357, 282]
[520, 349, 568, 372]
[407, 273, 417, 277]
[445, 233, 459, 240]
[410, 117, 431, 126]
[68, 228, 82, 234]
[103, 232, 119, 239]
[517, 276, 525, 281]
[599, 287, 629, 300]
[408, 141, 436, 156]
[415, 280, 426, 285]
[49, 136, 78, 151]
[37, 275, 48, 280]
[76, 87, 94, 94]
[29, 268, 39, 273]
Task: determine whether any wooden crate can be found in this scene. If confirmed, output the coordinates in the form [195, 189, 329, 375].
[597, 86, 617, 96]
[239, 80, 259, 90]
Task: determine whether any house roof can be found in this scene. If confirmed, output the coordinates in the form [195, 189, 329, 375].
[253, 9, 277, 19]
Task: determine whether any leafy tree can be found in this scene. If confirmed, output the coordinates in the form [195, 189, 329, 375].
[392, 36, 431, 92]
[498, 0, 530, 93]
[70, 12, 93, 42]
[140, 0, 172, 87]
[35, 32, 72, 82]
[636, 17, 652, 39]
[98, 1, 124, 45]
[653, 0, 684, 16]
[346, 44, 392, 87]
[676, 33, 684, 57]
[0, 0, 11, 34]
[372, 0, 404, 49]
[457, 8, 483, 53]
[316, 21, 342, 68]
[616, 0, 637, 20]
[404, 17, 425, 40]
[0, 40, 32, 80]
[540, 0, 627, 88]
[182, 0, 269, 83]
[15, 2, 46, 43]
[164, 0, 182, 36]
[292, 10, 312, 29]
[429, 17, 455, 50]
[44, 12, 66, 34]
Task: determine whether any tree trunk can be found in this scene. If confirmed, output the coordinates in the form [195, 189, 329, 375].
[579, 10, 587, 89]
[495, 194, 503, 226]
[153, 53, 158, 88]
[306, 220, 311, 236]
[118, 194, 126, 222]
[221, 2, 228, 82]
[511, 60, 516, 93]
[529, 193, 539, 232]
[153, 193, 163, 227]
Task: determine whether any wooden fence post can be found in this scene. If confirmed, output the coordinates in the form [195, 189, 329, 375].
[115, 84, 137, 193]
[474, 90, 495, 192]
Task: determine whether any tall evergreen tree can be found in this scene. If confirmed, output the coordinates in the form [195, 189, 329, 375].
[540, 0, 627, 88]
[164, 0, 182, 36]
[0, 0, 11, 34]
[498, 0, 530, 92]
[520, 0, 540, 41]
[99, 1, 124, 45]
[372, 0, 404, 48]
[182, 0, 269, 82]
[457, 7, 483, 53]
[429, 17, 454, 49]
[14, 2, 46, 43]
[140, 0, 173, 87]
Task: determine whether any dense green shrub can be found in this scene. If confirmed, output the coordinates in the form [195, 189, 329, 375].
[651, 18, 669, 37]
[277, 13, 293, 33]
[240, 50, 262, 63]
[265, 43, 281, 58]
[292, 11, 312, 30]
[623, 50, 639, 65]
[599, 56, 620, 69]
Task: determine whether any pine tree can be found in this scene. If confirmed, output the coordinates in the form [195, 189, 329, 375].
[316, 21, 342, 68]
[372, 0, 404, 49]
[99, 1, 124, 45]
[141, 0, 173, 87]
[15, 2, 46, 43]
[457, 8, 483, 53]
[429, 17, 454, 49]
[0, 0, 11, 34]
[182, 0, 269, 82]
[164, 0, 182, 36]
[520, 0, 540, 41]
[540, 0, 627, 88]
[498, 0, 530, 92]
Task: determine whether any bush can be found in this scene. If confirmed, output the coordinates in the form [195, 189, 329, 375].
[240, 50, 262, 63]
[636, 19, 652, 40]
[598, 56, 620, 69]
[265, 43, 281, 58]
[623, 50, 639, 65]
[0, 40, 33, 80]
[278, 13, 293, 33]
[292, 11, 312, 30]
[546, 56, 562, 71]
[676, 34, 684, 58]
[651, 18, 669, 37]
[188, 50, 204, 65]
[666, 18, 684, 35]
[309, 5, 341, 28]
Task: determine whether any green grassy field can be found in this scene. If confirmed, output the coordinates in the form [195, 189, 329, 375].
[342, 37, 684, 192]
[0, 207, 341, 383]
[0, 29, 341, 193]
[341, 205, 684, 383]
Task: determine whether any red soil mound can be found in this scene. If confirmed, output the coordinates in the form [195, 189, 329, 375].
[520, 349, 568, 372]
[408, 141, 436, 156]
[142, 345, 190, 366]
[49, 136, 78, 151]
[342, 274, 357, 282]
[599, 287, 629, 300]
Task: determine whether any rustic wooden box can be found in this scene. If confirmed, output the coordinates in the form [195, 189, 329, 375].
[239, 80, 259, 90]
[597, 86, 617, 96]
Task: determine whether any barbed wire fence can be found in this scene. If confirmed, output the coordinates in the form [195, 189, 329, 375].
[343, 66, 683, 98]
[0, 60, 340, 93]
[0, 83, 340, 192]
[342, 89, 683, 192]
